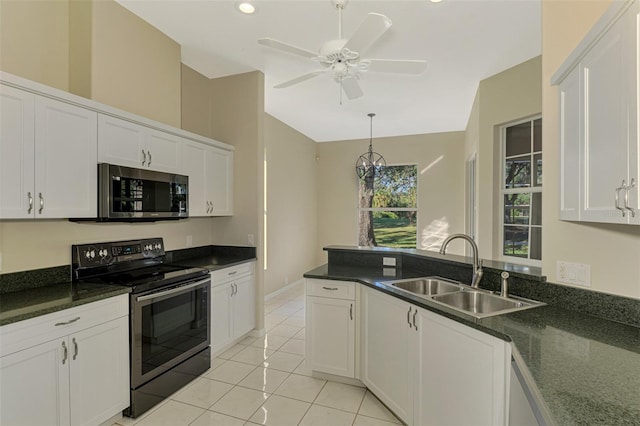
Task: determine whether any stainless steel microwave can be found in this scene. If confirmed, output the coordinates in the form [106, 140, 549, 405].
[98, 163, 188, 221]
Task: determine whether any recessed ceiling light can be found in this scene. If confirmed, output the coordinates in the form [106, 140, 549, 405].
[430, 0, 443, 3]
[237, 2, 255, 14]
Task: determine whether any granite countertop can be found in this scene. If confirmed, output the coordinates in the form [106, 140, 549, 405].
[174, 255, 256, 272]
[304, 263, 640, 426]
[166, 245, 257, 272]
[0, 281, 131, 327]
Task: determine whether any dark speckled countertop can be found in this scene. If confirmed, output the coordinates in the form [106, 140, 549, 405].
[305, 263, 640, 426]
[0, 281, 130, 326]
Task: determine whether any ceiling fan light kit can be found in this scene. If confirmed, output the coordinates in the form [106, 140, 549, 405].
[257, 0, 427, 101]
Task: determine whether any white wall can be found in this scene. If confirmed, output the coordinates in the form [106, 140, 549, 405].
[316, 131, 466, 263]
[541, 0, 640, 299]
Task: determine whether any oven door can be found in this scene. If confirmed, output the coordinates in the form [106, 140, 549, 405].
[130, 277, 210, 388]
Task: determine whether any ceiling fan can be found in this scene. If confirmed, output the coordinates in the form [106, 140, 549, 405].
[258, 0, 427, 100]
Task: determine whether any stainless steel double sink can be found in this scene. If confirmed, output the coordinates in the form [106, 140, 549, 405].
[381, 277, 544, 319]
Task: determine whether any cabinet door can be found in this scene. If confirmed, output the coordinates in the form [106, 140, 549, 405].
[413, 307, 509, 426]
[211, 282, 234, 354]
[306, 296, 355, 377]
[581, 15, 628, 223]
[146, 129, 183, 174]
[559, 67, 581, 221]
[627, 0, 640, 224]
[0, 85, 35, 219]
[361, 287, 412, 423]
[35, 96, 97, 218]
[0, 338, 70, 426]
[209, 147, 233, 216]
[98, 114, 146, 168]
[69, 316, 129, 426]
[232, 274, 255, 338]
[182, 142, 209, 216]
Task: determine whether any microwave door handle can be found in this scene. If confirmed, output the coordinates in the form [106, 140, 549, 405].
[135, 278, 210, 302]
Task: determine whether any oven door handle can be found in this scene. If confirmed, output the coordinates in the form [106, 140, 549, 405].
[136, 278, 210, 302]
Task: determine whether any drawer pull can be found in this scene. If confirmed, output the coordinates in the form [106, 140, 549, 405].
[55, 317, 80, 327]
[228, 271, 237, 276]
[350, 303, 353, 320]
[322, 286, 339, 291]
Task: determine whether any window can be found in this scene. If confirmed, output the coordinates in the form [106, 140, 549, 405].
[501, 117, 542, 263]
[358, 165, 417, 248]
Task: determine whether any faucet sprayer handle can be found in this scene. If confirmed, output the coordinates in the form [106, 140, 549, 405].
[501, 271, 509, 279]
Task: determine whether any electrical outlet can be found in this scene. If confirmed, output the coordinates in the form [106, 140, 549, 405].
[557, 261, 591, 287]
[383, 257, 396, 267]
[248, 234, 255, 246]
[186, 235, 193, 247]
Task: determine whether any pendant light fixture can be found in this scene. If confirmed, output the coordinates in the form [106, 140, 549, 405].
[356, 113, 386, 180]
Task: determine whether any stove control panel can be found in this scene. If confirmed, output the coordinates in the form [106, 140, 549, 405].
[73, 238, 165, 268]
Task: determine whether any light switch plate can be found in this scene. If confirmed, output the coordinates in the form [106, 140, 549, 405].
[557, 261, 591, 287]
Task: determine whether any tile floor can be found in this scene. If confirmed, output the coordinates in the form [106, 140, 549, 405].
[115, 284, 402, 426]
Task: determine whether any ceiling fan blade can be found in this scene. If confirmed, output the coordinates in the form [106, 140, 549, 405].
[258, 38, 317, 59]
[343, 13, 392, 57]
[274, 71, 325, 88]
[341, 77, 364, 100]
[364, 59, 428, 75]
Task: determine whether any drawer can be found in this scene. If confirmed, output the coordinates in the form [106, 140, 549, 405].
[0, 294, 129, 357]
[306, 279, 355, 300]
[210, 261, 255, 284]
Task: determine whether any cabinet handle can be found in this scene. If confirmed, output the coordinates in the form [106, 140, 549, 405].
[147, 150, 152, 167]
[624, 178, 636, 217]
[55, 316, 80, 327]
[38, 192, 44, 214]
[350, 303, 353, 321]
[141, 149, 147, 166]
[228, 270, 237, 276]
[412, 310, 418, 330]
[234, 283, 238, 295]
[322, 286, 338, 291]
[27, 192, 33, 214]
[407, 307, 412, 328]
[61, 341, 68, 365]
[615, 181, 627, 217]
[72, 337, 78, 360]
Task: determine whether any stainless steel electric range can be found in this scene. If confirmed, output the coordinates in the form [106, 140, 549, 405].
[72, 238, 211, 418]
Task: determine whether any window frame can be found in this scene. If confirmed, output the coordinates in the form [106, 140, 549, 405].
[498, 116, 542, 267]
[356, 163, 419, 249]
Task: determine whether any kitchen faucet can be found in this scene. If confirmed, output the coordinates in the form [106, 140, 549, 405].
[439, 234, 484, 288]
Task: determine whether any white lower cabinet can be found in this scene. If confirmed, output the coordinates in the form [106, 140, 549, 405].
[0, 295, 129, 426]
[360, 286, 510, 426]
[210, 262, 256, 354]
[305, 279, 356, 378]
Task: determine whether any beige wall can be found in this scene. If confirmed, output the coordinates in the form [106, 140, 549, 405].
[316, 131, 466, 263]
[0, 0, 69, 91]
[0, 0, 210, 274]
[542, 0, 640, 299]
[466, 56, 542, 260]
[263, 114, 318, 295]
[181, 64, 213, 139]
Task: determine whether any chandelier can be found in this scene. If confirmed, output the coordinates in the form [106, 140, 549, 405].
[355, 113, 386, 180]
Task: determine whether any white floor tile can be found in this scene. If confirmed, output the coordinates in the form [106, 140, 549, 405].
[115, 400, 168, 425]
[239, 336, 258, 346]
[238, 366, 290, 393]
[210, 357, 227, 370]
[250, 334, 289, 351]
[272, 305, 301, 316]
[299, 405, 357, 426]
[218, 344, 246, 360]
[353, 414, 403, 426]
[189, 410, 245, 426]
[314, 382, 366, 413]
[172, 377, 233, 409]
[268, 324, 302, 338]
[265, 314, 288, 329]
[292, 361, 314, 377]
[248, 395, 310, 426]
[205, 360, 255, 384]
[282, 316, 306, 328]
[278, 338, 305, 356]
[291, 308, 306, 319]
[230, 346, 275, 366]
[135, 400, 205, 426]
[209, 387, 269, 420]
[274, 374, 326, 403]
[358, 391, 401, 423]
[263, 351, 304, 372]
[292, 329, 306, 340]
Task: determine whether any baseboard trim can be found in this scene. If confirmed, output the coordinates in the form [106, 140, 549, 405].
[265, 278, 304, 301]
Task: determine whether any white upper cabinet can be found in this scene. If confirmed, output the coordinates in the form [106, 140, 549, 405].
[554, 0, 639, 224]
[183, 141, 234, 216]
[98, 114, 182, 174]
[0, 85, 97, 219]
